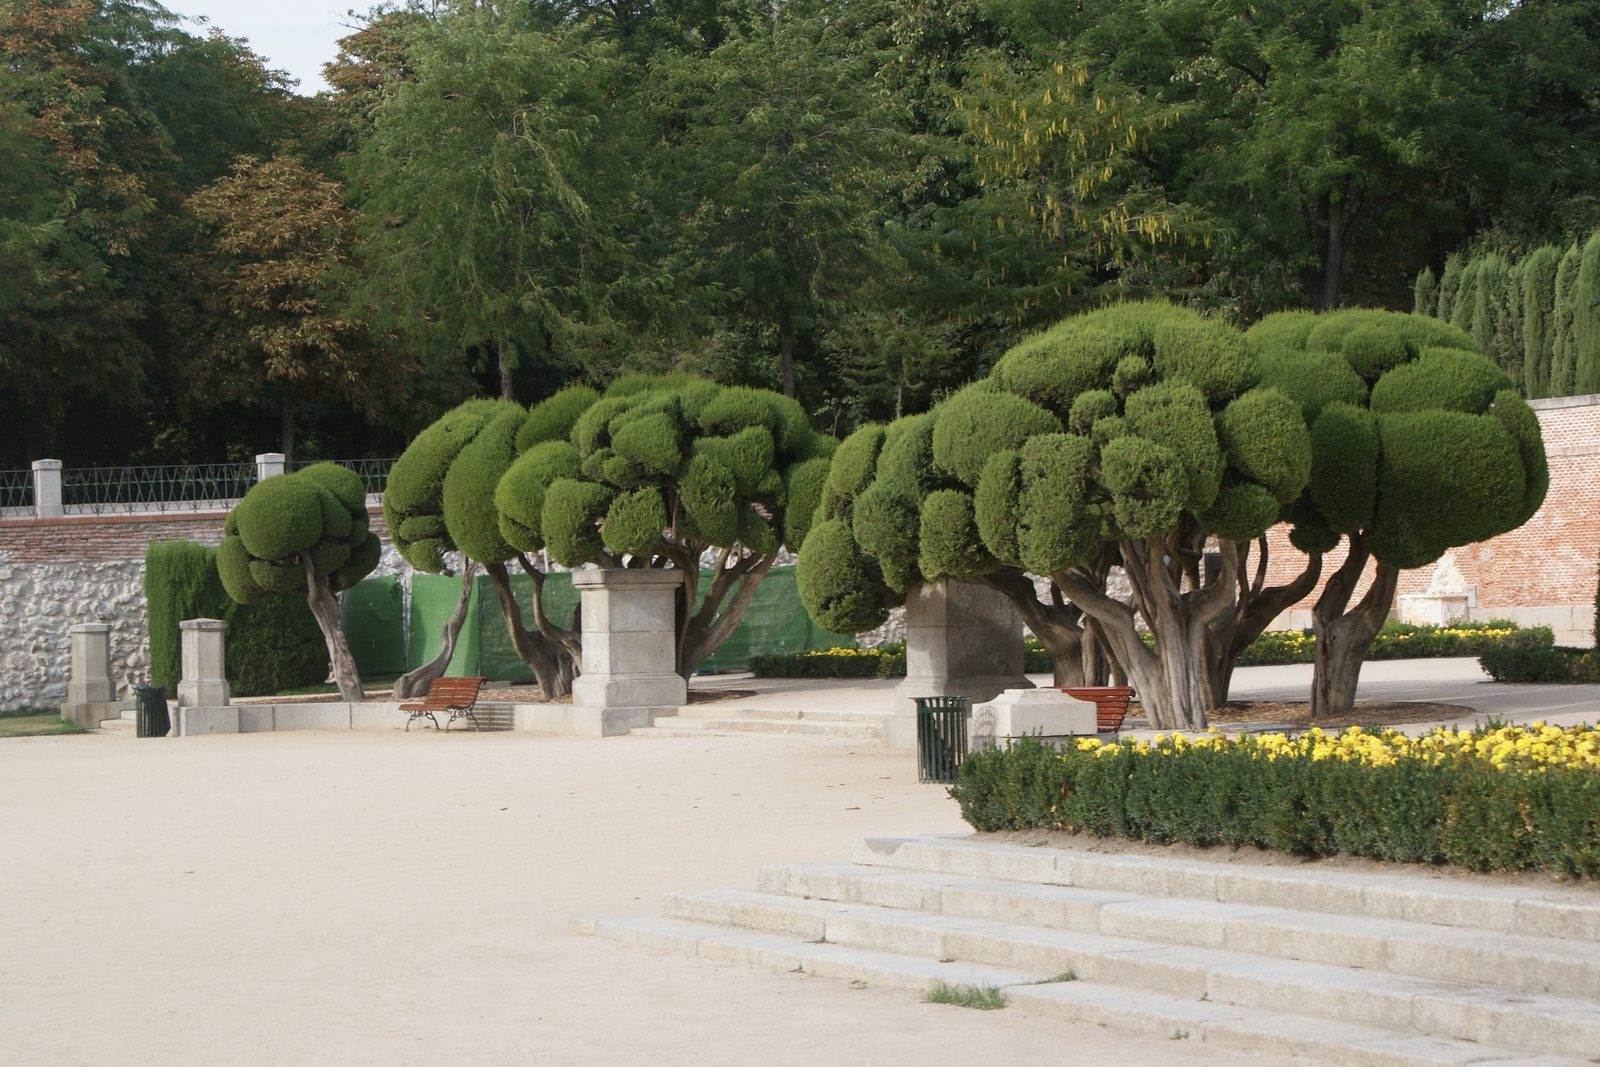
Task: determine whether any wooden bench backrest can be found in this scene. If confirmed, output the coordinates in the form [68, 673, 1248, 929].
[1058, 686, 1135, 732]
[414, 676, 487, 709]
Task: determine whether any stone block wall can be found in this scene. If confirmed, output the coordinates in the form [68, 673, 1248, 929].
[0, 508, 405, 710]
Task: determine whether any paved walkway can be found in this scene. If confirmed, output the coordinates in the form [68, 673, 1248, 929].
[0, 730, 1301, 1067]
[692, 657, 1600, 730]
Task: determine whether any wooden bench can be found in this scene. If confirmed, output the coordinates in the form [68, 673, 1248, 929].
[1057, 686, 1136, 734]
[399, 676, 489, 732]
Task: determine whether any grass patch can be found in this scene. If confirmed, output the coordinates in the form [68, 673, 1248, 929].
[0, 713, 87, 738]
[1026, 970, 1078, 984]
[925, 981, 1008, 1010]
[1, 705, 58, 719]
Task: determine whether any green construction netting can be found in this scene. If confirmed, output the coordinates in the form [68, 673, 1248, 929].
[389, 564, 846, 680]
[340, 575, 407, 676]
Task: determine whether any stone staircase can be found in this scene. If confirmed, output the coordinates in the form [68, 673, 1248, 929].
[96, 710, 137, 734]
[634, 705, 884, 739]
[576, 835, 1600, 1065]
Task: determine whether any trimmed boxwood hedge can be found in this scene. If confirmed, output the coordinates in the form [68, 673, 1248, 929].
[951, 736, 1600, 876]
[1479, 646, 1600, 684]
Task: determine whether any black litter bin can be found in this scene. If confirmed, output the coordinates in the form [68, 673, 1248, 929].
[135, 684, 170, 738]
[914, 695, 969, 783]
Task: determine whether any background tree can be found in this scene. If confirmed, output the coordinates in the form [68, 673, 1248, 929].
[217, 463, 381, 700]
[1247, 308, 1548, 718]
[168, 155, 408, 459]
[498, 374, 835, 677]
[800, 302, 1313, 730]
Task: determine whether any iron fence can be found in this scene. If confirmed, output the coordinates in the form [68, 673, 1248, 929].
[60, 463, 258, 514]
[0, 469, 32, 513]
[289, 457, 395, 495]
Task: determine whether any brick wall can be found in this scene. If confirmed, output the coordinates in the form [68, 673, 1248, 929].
[1259, 395, 1600, 644]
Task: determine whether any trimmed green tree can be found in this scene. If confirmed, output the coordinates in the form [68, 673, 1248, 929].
[1248, 308, 1548, 718]
[218, 464, 382, 701]
[379, 398, 506, 697]
[496, 375, 834, 676]
[800, 302, 1315, 731]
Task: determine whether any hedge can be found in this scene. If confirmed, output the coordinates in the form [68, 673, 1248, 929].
[749, 638, 1052, 677]
[1235, 621, 1550, 667]
[1479, 646, 1600, 684]
[951, 733, 1600, 876]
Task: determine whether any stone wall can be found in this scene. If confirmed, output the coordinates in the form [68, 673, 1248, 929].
[0, 507, 404, 710]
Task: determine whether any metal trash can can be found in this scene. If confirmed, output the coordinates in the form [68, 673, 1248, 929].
[135, 684, 170, 738]
[914, 695, 969, 784]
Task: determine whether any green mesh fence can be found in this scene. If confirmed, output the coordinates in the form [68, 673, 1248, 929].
[340, 576, 407, 677]
[408, 572, 483, 678]
[391, 564, 845, 680]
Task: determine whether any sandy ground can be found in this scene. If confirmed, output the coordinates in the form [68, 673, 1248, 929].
[0, 729, 1310, 1067]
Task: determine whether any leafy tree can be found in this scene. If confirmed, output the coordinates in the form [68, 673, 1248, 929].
[1247, 308, 1547, 717]
[218, 463, 381, 700]
[167, 155, 407, 459]
[497, 374, 835, 676]
[350, 6, 644, 403]
[799, 301, 1313, 730]
[652, 0, 905, 397]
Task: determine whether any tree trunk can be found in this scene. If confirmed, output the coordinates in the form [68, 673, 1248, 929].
[302, 555, 363, 702]
[483, 560, 572, 697]
[499, 341, 515, 402]
[392, 559, 476, 699]
[980, 568, 1090, 687]
[678, 550, 777, 677]
[1203, 537, 1323, 708]
[1310, 534, 1399, 721]
[279, 386, 296, 462]
[779, 305, 795, 399]
[1057, 528, 1239, 731]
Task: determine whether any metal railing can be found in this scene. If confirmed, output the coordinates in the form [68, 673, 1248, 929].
[289, 457, 395, 496]
[60, 463, 258, 515]
[0, 469, 32, 514]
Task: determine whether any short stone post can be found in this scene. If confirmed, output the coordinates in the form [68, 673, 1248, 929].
[569, 569, 687, 736]
[887, 579, 1033, 749]
[177, 619, 230, 707]
[254, 453, 287, 482]
[32, 458, 63, 519]
[60, 623, 124, 727]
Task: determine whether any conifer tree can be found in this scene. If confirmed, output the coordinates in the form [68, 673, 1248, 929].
[1551, 243, 1582, 397]
[1413, 266, 1437, 317]
[1521, 246, 1560, 399]
[1451, 259, 1479, 335]
[1574, 232, 1600, 395]
[1437, 254, 1463, 323]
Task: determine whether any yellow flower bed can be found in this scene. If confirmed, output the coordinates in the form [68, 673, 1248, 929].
[1065, 722, 1600, 772]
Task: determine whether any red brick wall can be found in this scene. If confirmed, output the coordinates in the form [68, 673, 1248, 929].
[1258, 395, 1600, 639]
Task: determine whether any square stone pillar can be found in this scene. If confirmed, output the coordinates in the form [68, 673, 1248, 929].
[60, 623, 128, 729]
[886, 579, 1033, 749]
[32, 458, 63, 519]
[254, 453, 287, 481]
[570, 568, 687, 736]
[176, 618, 230, 708]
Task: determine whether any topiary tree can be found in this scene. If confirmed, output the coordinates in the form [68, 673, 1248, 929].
[218, 463, 381, 701]
[800, 302, 1315, 731]
[496, 375, 834, 677]
[380, 399, 504, 697]
[1248, 307, 1548, 718]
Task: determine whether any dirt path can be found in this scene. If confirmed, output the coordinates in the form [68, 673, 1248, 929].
[0, 729, 1306, 1067]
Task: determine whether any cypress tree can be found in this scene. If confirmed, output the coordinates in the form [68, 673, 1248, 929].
[1521, 245, 1560, 400]
[1499, 258, 1523, 390]
[1413, 266, 1437, 317]
[1551, 243, 1582, 397]
[1574, 231, 1600, 395]
[1450, 258, 1479, 334]
[1437, 254, 1463, 322]
[1470, 254, 1502, 367]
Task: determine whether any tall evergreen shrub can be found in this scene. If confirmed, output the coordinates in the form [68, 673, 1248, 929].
[1551, 243, 1582, 396]
[144, 540, 231, 690]
[1521, 245, 1560, 399]
[1412, 266, 1437, 317]
[1437, 254, 1462, 322]
[1574, 232, 1600, 394]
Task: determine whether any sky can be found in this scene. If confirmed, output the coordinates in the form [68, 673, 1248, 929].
[168, 0, 361, 94]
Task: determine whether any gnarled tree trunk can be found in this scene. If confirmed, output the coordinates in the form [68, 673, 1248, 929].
[1058, 524, 1239, 731]
[981, 564, 1120, 688]
[302, 555, 364, 702]
[393, 558, 477, 700]
[673, 543, 778, 678]
[1311, 533, 1399, 721]
[484, 560, 574, 697]
[1204, 536, 1324, 708]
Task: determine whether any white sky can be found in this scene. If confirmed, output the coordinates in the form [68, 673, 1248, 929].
[169, 0, 364, 94]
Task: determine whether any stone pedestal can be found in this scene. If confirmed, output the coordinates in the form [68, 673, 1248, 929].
[31, 458, 62, 519]
[60, 623, 127, 728]
[969, 689, 1097, 752]
[887, 579, 1033, 749]
[176, 618, 230, 708]
[569, 569, 687, 736]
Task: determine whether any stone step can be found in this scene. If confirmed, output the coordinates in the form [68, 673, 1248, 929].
[578, 914, 1591, 1067]
[658, 888, 1600, 1058]
[97, 716, 136, 733]
[852, 836, 1600, 945]
[642, 716, 881, 738]
[756, 862, 1600, 998]
[671, 706, 883, 724]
